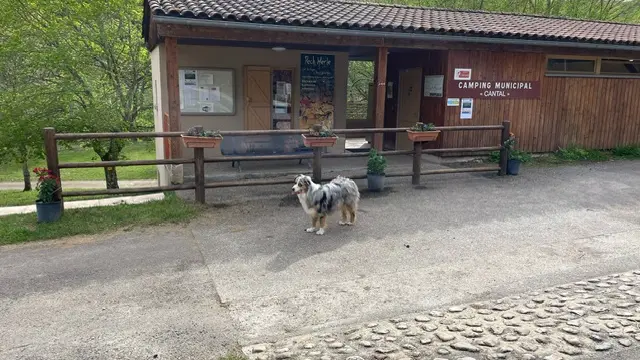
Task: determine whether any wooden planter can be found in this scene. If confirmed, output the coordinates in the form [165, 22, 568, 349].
[407, 130, 440, 142]
[181, 135, 223, 148]
[302, 134, 338, 148]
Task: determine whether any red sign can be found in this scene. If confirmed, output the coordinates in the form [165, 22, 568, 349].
[454, 69, 472, 80]
[448, 80, 541, 99]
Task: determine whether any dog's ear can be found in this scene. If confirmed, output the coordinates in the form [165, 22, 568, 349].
[301, 176, 311, 187]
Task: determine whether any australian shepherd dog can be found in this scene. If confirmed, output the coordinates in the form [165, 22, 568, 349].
[292, 174, 360, 235]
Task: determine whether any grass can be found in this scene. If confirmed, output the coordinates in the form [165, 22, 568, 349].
[0, 141, 157, 182]
[487, 144, 640, 166]
[0, 190, 116, 207]
[0, 192, 202, 246]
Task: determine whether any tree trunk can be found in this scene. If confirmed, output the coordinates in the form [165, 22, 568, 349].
[104, 166, 119, 189]
[22, 161, 32, 191]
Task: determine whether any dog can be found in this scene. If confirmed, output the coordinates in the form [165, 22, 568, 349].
[292, 174, 360, 235]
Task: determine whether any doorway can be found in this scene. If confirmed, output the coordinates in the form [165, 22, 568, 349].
[396, 67, 423, 151]
[245, 66, 294, 130]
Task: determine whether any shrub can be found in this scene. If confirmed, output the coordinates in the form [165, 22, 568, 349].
[612, 145, 640, 158]
[556, 145, 609, 161]
[367, 149, 387, 175]
[410, 122, 436, 131]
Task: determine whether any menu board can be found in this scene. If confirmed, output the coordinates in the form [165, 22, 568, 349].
[179, 68, 234, 114]
[299, 54, 335, 129]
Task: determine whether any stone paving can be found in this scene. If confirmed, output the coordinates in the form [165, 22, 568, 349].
[243, 271, 640, 360]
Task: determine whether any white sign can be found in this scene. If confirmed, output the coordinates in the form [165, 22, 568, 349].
[454, 68, 472, 81]
[447, 98, 460, 107]
[424, 75, 444, 97]
[460, 98, 473, 119]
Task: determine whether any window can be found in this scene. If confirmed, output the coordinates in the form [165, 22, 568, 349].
[547, 56, 640, 77]
[271, 69, 293, 130]
[600, 59, 640, 76]
[178, 68, 235, 115]
[546, 57, 596, 74]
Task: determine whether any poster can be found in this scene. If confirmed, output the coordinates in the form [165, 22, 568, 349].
[299, 53, 335, 129]
[460, 98, 473, 119]
[424, 75, 444, 97]
[454, 68, 472, 80]
[447, 98, 460, 107]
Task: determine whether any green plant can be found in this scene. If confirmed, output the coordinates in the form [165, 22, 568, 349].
[185, 126, 222, 138]
[612, 145, 640, 158]
[556, 145, 609, 161]
[367, 149, 387, 175]
[410, 122, 436, 131]
[308, 125, 335, 137]
[33, 167, 59, 203]
[488, 151, 501, 163]
[509, 149, 533, 163]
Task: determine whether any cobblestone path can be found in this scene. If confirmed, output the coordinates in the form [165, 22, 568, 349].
[243, 270, 640, 360]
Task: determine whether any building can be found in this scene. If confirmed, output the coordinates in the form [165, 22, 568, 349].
[142, 0, 640, 184]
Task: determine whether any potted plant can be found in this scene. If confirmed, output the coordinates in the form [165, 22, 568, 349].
[181, 126, 223, 148]
[366, 149, 387, 192]
[407, 122, 440, 142]
[302, 124, 338, 148]
[504, 134, 532, 175]
[34, 167, 62, 223]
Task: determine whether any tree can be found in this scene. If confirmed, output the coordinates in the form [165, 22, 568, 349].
[3, 0, 152, 189]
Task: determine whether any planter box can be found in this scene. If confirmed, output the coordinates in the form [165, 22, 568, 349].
[302, 134, 338, 148]
[36, 201, 62, 223]
[181, 135, 223, 148]
[367, 174, 385, 192]
[407, 130, 440, 142]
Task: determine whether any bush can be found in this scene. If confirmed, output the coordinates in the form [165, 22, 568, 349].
[556, 145, 609, 161]
[612, 145, 640, 158]
[367, 149, 386, 175]
[509, 150, 533, 163]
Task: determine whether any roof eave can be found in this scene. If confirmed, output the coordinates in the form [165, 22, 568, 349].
[151, 15, 640, 53]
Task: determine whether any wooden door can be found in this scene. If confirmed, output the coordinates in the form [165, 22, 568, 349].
[245, 66, 271, 130]
[396, 67, 423, 150]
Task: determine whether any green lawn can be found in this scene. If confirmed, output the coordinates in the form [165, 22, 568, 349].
[0, 190, 117, 207]
[0, 192, 202, 246]
[0, 141, 157, 182]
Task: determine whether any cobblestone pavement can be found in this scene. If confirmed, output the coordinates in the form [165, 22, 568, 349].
[243, 271, 640, 360]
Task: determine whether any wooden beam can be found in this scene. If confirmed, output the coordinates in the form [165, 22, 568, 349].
[373, 47, 388, 151]
[155, 23, 640, 58]
[165, 36, 182, 159]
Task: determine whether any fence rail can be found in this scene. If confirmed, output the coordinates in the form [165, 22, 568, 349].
[44, 121, 510, 207]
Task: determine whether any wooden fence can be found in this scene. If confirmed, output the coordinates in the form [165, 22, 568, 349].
[44, 121, 510, 206]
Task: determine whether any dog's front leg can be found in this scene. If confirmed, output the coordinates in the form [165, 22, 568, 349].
[316, 216, 327, 235]
[306, 215, 318, 233]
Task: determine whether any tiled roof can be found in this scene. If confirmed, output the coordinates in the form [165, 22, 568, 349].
[147, 0, 640, 46]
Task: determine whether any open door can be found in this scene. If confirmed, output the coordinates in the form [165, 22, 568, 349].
[396, 67, 422, 151]
[245, 66, 271, 130]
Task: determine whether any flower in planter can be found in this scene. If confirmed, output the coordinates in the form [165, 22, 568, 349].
[33, 167, 60, 204]
[504, 134, 532, 162]
[409, 122, 436, 132]
[307, 124, 336, 138]
[185, 126, 222, 138]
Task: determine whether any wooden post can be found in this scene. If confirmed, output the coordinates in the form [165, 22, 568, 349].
[373, 47, 388, 151]
[43, 127, 63, 207]
[412, 141, 422, 185]
[499, 120, 511, 176]
[165, 37, 182, 159]
[312, 147, 322, 183]
[193, 126, 205, 204]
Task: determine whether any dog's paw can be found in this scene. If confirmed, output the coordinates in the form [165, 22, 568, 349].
[339, 221, 353, 226]
[305, 227, 316, 233]
[315, 228, 325, 235]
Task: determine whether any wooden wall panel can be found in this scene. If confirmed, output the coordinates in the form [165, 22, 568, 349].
[444, 50, 640, 152]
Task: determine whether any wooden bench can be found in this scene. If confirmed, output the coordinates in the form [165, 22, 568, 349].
[220, 134, 313, 171]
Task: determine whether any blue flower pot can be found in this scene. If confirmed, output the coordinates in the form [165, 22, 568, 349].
[367, 174, 385, 192]
[36, 201, 62, 223]
[507, 159, 522, 175]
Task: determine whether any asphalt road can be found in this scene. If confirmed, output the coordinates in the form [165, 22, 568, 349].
[1, 161, 639, 359]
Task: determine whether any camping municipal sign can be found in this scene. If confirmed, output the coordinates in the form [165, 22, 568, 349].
[447, 80, 541, 99]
